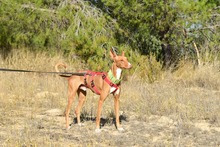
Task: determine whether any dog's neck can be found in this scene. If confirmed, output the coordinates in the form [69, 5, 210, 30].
[111, 63, 122, 80]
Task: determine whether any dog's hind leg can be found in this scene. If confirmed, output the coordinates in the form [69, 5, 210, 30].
[65, 78, 80, 130]
[75, 88, 87, 126]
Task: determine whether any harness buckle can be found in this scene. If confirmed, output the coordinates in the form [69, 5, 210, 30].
[91, 80, 95, 88]
[84, 78, 87, 86]
[110, 82, 114, 87]
[102, 74, 106, 79]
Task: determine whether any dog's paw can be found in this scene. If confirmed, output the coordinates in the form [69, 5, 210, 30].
[117, 127, 125, 132]
[78, 123, 85, 127]
[66, 125, 71, 131]
[95, 128, 101, 133]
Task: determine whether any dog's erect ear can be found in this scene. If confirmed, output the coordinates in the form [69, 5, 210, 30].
[122, 51, 125, 56]
[110, 47, 117, 59]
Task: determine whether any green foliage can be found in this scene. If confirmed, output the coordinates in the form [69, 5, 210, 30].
[0, 0, 219, 75]
[0, 0, 120, 70]
[97, 0, 177, 58]
[173, 0, 219, 51]
[96, 0, 220, 65]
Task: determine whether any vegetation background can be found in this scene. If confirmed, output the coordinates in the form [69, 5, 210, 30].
[0, 0, 219, 146]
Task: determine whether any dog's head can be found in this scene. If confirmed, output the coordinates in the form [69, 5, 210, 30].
[110, 48, 132, 69]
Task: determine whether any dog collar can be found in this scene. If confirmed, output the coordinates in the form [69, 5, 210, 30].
[107, 70, 121, 84]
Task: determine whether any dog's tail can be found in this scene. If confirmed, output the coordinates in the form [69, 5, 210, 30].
[55, 63, 71, 78]
[55, 63, 67, 72]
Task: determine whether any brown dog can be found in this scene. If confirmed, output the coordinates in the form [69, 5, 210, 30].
[55, 48, 132, 132]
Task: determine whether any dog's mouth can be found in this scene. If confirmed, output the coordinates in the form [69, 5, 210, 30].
[124, 63, 132, 69]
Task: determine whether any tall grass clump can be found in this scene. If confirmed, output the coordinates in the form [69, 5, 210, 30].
[123, 60, 219, 125]
[0, 49, 71, 111]
[0, 48, 219, 146]
[1, 49, 219, 123]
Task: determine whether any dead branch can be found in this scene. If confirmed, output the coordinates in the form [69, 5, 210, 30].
[22, 4, 56, 13]
[193, 41, 201, 66]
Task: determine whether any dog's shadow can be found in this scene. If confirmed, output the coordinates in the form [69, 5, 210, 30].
[71, 114, 127, 128]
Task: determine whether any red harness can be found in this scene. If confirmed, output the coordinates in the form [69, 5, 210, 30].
[83, 70, 119, 95]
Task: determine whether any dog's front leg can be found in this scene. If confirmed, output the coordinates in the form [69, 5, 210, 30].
[114, 89, 124, 132]
[95, 91, 109, 133]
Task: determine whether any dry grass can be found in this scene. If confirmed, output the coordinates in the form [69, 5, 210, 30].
[123, 61, 220, 120]
[0, 49, 220, 146]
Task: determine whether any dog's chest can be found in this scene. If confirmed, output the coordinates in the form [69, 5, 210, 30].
[110, 87, 119, 95]
[80, 86, 119, 95]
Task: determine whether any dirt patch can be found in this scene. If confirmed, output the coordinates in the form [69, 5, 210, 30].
[1, 108, 220, 146]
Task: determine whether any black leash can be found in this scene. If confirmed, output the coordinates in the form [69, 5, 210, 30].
[0, 68, 86, 76]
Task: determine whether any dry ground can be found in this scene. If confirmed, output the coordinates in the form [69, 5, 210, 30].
[0, 51, 220, 146]
[1, 106, 220, 146]
[0, 73, 219, 146]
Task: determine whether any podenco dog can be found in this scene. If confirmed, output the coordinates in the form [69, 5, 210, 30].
[55, 48, 132, 132]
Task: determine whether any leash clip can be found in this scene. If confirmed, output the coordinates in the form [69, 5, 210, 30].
[91, 80, 95, 88]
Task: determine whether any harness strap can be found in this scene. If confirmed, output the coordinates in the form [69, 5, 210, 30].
[84, 71, 120, 95]
[91, 80, 101, 95]
[102, 74, 119, 94]
[84, 70, 103, 95]
[107, 70, 121, 84]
